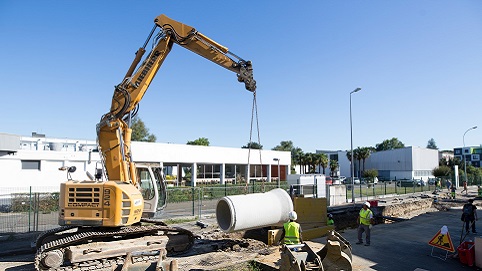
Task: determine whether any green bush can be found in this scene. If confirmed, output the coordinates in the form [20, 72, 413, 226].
[11, 192, 59, 213]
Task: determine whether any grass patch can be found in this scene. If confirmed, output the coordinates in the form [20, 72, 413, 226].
[162, 216, 198, 225]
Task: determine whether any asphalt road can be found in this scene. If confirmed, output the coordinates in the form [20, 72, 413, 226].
[325, 207, 480, 271]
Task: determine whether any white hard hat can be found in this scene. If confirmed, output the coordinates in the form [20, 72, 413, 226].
[364, 202, 370, 208]
[289, 211, 298, 220]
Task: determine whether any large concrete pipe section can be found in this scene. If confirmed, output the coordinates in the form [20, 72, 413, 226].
[216, 188, 293, 232]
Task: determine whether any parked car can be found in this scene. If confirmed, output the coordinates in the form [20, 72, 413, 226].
[415, 179, 426, 186]
[326, 176, 333, 185]
[428, 178, 436, 185]
[344, 177, 360, 184]
[332, 177, 342, 185]
[361, 177, 378, 184]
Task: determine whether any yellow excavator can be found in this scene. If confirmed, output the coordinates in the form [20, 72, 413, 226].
[34, 14, 255, 271]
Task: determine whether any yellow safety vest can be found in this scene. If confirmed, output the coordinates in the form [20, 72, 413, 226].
[359, 209, 372, 225]
[283, 221, 301, 244]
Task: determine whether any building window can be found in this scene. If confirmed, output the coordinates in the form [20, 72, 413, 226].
[21, 160, 41, 170]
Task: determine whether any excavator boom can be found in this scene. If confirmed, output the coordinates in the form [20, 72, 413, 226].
[98, 14, 255, 190]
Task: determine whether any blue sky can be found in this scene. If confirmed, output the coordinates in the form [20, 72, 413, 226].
[1, 1, 481, 152]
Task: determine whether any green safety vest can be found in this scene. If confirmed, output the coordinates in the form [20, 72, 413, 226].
[283, 221, 301, 244]
[359, 209, 372, 225]
[327, 218, 334, 225]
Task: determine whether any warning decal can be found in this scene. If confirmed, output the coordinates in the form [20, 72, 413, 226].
[428, 229, 455, 252]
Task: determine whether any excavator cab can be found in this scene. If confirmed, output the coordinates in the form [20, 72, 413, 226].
[137, 162, 168, 218]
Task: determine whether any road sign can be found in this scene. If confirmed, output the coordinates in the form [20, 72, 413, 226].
[429, 228, 455, 253]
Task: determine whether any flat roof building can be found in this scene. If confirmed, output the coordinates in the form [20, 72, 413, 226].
[0, 133, 291, 191]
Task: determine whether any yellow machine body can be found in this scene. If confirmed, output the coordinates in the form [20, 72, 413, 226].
[59, 180, 143, 227]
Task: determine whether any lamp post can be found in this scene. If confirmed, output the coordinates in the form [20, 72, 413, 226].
[350, 87, 361, 203]
[463, 126, 477, 184]
[273, 158, 280, 188]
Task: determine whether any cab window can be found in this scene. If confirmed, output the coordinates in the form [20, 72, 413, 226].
[138, 168, 155, 200]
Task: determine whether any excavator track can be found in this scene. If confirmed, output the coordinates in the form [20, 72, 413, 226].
[34, 219, 194, 271]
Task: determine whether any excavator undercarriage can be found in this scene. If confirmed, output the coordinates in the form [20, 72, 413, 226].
[34, 219, 194, 271]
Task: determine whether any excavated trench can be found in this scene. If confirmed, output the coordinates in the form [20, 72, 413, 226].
[330, 194, 477, 233]
[170, 196, 458, 271]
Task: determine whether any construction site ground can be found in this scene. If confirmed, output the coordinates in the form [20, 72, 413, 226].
[1, 185, 482, 271]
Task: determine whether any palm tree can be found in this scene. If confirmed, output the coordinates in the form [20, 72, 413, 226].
[329, 159, 339, 177]
[311, 153, 321, 174]
[319, 153, 329, 175]
[346, 150, 352, 162]
[359, 147, 371, 172]
[292, 148, 304, 174]
[303, 153, 313, 173]
[354, 147, 362, 178]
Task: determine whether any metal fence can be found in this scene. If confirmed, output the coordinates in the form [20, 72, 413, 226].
[0, 182, 286, 233]
[347, 180, 437, 201]
[0, 178, 478, 233]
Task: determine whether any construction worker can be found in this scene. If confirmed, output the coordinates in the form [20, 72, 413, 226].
[327, 213, 335, 226]
[356, 202, 374, 246]
[280, 211, 303, 245]
[462, 180, 468, 195]
[450, 184, 456, 199]
[462, 199, 478, 234]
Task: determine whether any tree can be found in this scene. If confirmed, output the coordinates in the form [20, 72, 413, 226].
[319, 153, 329, 175]
[432, 165, 452, 178]
[354, 148, 362, 177]
[375, 137, 405, 151]
[346, 150, 352, 162]
[272, 140, 301, 174]
[292, 147, 304, 174]
[242, 142, 263, 149]
[302, 152, 313, 173]
[187, 137, 210, 146]
[427, 138, 438, 150]
[359, 147, 372, 172]
[272, 141, 294, 151]
[329, 159, 339, 177]
[310, 153, 320, 174]
[131, 117, 156, 142]
[362, 169, 379, 182]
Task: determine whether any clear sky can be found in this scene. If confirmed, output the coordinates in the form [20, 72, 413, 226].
[1, 1, 481, 153]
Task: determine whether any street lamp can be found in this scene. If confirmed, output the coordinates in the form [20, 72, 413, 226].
[273, 158, 280, 188]
[463, 126, 477, 184]
[350, 87, 361, 203]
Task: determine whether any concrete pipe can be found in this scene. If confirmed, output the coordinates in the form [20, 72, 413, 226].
[216, 188, 293, 232]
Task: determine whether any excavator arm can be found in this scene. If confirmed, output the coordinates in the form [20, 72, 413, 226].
[97, 14, 256, 186]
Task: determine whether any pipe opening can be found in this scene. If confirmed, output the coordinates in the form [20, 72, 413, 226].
[216, 199, 232, 231]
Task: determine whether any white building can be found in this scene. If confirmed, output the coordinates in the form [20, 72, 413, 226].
[0, 133, 291, 191]
[317, 146, 439, 181]
[364, 146, 438, 181]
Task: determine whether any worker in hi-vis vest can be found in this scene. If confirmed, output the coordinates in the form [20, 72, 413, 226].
[356, 202, 374, 246]
[280, 211, 303, 245]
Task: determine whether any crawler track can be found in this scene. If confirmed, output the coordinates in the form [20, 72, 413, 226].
[34, 219, 194, 271]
